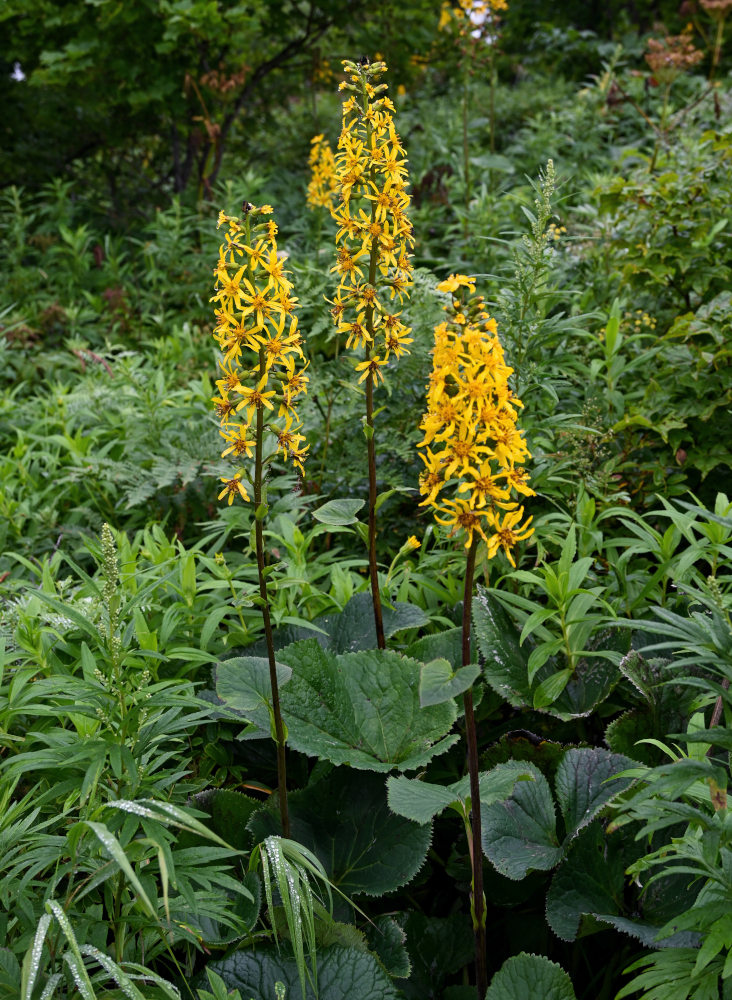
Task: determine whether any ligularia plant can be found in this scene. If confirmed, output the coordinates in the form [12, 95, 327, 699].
[211, 202, 310, 837]
[418, 273, 533, 999]
[329, 56, 414, 647]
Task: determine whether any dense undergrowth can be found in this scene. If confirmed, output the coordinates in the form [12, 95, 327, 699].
[2, 4, 732, 1000]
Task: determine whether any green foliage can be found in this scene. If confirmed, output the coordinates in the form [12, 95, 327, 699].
[485, 953, 577, 1000]
[387, 761, 533, 826]
[5, 11, 732, 999]
[216, 640, 458, 771]
[249, 769, 431, 897]
[199, 943, 400, 1000]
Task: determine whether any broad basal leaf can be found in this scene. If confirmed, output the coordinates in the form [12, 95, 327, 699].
[365, 916, 410, 979]
[485, 953, 577, 1000]
[199, 943, 400, 1000]
[545, 823, 626, 941]
[473, 589, 533, 709]
[402, 912, 475, 1000]
[218, 639, 458, 772]
[248, 769, 431, 896]
[473, 590, 623, 720]
[245, 593, 428, 656]
[554, 748, 636, 843]
[481, 764, 563, 879]
[388, 762, 534, 825]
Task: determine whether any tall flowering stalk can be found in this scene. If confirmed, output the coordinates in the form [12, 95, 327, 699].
[211, 202, 310, 837]
[306, 134, 338, 212]
[418, 274, 533, 999]
[329, 57, 414, 648]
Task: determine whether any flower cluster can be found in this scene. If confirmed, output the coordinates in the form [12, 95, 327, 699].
[306, 134, 338, 212]
[329, 58, 414, 384]
[645, 31, 704, 80]
[211, 205, 309, 504]
[438, 0, 508, 35]
[418, 274, 534, 562]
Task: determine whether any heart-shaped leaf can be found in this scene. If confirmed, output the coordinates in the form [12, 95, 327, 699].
[217, 640, 458, 772]
[419, 659, 480, 707]
[248, 769, 431, 896]
[481, 764, 563, 879]
[485, 953, 576, 1000]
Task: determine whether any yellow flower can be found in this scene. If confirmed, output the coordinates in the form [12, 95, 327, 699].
[485, 508, 534, 567]
[218, 474, 250, 505]
[418, 278, 532, 563]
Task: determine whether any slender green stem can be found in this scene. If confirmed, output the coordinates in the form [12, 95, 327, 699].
[710, 17, 725, 80]
[489, 44, 496, 155]
[461, 536, 486, 999]
[254, 354, 290, 837]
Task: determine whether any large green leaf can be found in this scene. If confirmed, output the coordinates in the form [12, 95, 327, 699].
[473, 590, 533, 709]
[555, 748, 636, 843]
[246, 593, 428, 656]
[473, 590, 622, 720]
[387, 762, 533, 825]
[365, 917, 410, 979]
[217, 640, 458, 772]
[550, 630, 626, 720]
[200, 943, 400, 1000]
[400, 912, 474, 1000]
[247, 769, 431, 896]
[481, 749, 635, 880]
[485, 953, 577, 1000]
[191, 789, 263, 852]
[481, 764, 563, 879]
[545, 823, 626, 941]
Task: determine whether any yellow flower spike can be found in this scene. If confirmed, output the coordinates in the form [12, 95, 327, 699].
[418, 277, 533, 565]
[330, 58, 413, 381]
[307, 134, 339, 212]
[212, 206, 309, 506]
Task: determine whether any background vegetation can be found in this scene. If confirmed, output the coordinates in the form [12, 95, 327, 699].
[2, 1, 732, 998]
